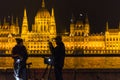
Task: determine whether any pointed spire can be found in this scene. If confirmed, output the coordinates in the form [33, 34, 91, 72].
[11, 16, 14, 25]
[4, 17, 6, 24]
[106, 21, 109, 31]
[0, 19, 1, 29]
[16, 17, 19, 26]
[70, 13, 75, 23]
[0, 19, 1, 25]
[22, 8, 28, 26]
[51, 8, 54, 16]
[85, 13, 89, 24]
[24, 8, 27, 17]
[42, 0, 45, 8]
[118, 21, 120, 29]
[22, 8, 28, 34]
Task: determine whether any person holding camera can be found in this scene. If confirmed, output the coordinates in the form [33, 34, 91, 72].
[12, 38, 28, 80]
[48, 36, 65, 80]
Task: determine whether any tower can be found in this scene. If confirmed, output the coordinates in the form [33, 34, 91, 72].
[50, 8, 56, 36]
[70, 13, 89, 36]
[15, 17, 20, 34]
[84, 14, 90, 36]
[9, 16, 19, 34]
[106, 21, 109, 31]
[21, 8, 29, 40]
[21, 8, 29, 34]
[70, 14, 75, 36]
[10, 16, 15, 34]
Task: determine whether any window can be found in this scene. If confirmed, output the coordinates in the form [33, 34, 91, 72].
[110, 38, 112, 41]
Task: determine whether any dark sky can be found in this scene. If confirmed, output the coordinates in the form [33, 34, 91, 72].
[0, 0, 120, 33]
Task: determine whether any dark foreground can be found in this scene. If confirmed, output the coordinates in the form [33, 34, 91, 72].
[1, 68, 120, 80]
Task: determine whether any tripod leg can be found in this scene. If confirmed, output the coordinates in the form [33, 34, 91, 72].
[47, 65, 53, 80]
[27, 65, 31, 79]
[41, 64, 49, 80]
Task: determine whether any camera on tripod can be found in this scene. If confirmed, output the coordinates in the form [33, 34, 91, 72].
[44, 57, 53, 65]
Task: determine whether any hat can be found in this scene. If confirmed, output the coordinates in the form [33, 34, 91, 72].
[15, 38, 23, 44]
[54, 36, 62, 41]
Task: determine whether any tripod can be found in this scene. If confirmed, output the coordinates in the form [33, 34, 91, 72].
[26, 62, 32, 80]
[41, 57, 53, 80]
[41, 40, 55, 80]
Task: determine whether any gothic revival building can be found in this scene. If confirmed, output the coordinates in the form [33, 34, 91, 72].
[0, 0, 120, 69]
[21, 0, 56, 54]
[0, 0, 120, 55]
[0, 0, 56, 54]
[63, 17, 120, 54]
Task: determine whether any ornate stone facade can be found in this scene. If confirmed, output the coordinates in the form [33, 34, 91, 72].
[0, 0, 120, 69]
[0, 0, 120, 55]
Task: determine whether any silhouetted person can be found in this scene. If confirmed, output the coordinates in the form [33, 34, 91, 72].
[48, 36, 65, 80]
[12, 38, 28, 80]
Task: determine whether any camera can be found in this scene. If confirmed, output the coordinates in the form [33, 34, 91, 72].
[44, 57, 53, 65]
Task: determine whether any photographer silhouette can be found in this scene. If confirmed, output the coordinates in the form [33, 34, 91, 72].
[41, 40, 54, 80]
[48, 36, 65, 80]
[12, 38, 28, 80]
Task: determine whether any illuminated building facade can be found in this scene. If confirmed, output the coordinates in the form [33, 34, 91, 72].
[0, 0, 120, 69]
[0, 0, 56, 54]
[63, 18, 120, 54]
[0, 0, 120, 55]
[21, 0, 56, 54]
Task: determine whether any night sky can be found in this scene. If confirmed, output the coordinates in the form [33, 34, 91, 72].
[0, 0, 120, 33]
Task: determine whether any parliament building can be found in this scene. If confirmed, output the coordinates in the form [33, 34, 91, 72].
[0, 0, 120, 69]
[0, 0, 120, 55]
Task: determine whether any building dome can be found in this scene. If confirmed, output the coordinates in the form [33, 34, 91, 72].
[36, 8, 50, 17]
[35, 0, 50, 17]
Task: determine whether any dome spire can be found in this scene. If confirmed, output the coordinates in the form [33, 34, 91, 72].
[106, 21, 109, 31]
[42, 0, 45, 8]
[24, 8, 27, 17]
[51, 8, 54, 16]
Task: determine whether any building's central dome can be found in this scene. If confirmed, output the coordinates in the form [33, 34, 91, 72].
[36, 0, 50, 17]
[36, 8, 50, 17]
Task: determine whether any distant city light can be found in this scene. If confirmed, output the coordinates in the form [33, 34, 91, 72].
[8, 16, 10, 18]
[80, 14, 83, 16]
